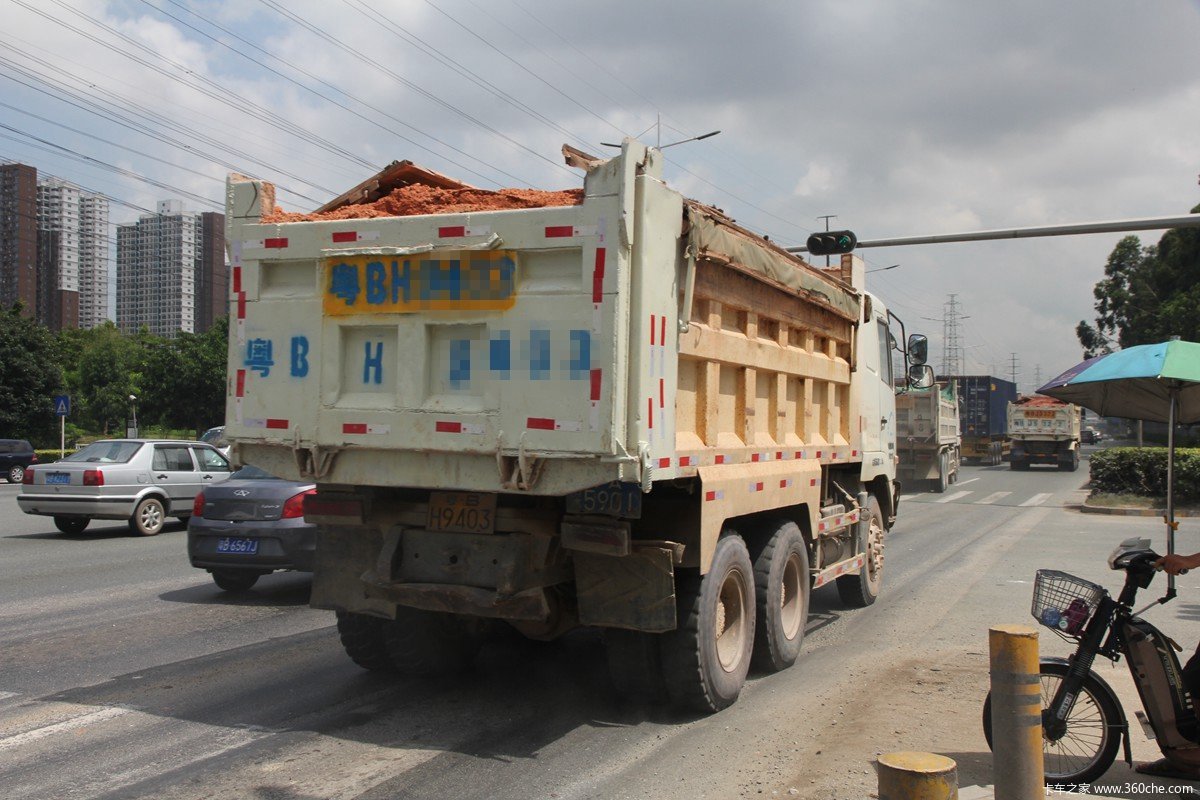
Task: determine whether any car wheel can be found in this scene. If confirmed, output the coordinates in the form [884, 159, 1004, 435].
[212, 570, 260, 592]
[7, 465, 24, 483]
[129, 497, 166, 536]
[54, 516, 90, 535]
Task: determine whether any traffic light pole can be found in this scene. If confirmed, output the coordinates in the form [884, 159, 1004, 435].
[785, 213, 1200, 254]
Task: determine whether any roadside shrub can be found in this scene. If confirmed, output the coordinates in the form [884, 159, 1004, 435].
[1090, 447, 1200, 503]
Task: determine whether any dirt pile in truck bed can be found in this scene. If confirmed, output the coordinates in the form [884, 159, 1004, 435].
[263, 186, 584, 223]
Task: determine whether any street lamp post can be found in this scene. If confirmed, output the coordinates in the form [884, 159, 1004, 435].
[128, 395, 138, 439]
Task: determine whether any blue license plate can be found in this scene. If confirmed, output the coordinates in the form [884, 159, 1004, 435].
[46, 473, 70, 485]
[216, 537, 258, 554]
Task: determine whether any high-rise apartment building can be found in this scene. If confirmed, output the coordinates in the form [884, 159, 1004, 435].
[0, 163, 39, 316]
[197, 211, 227, 334]
[37, 176, 110, 330]
[77, 192, 110, 328]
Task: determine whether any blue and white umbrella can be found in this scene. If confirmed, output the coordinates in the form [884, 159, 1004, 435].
[1039, 339, 1200, 592]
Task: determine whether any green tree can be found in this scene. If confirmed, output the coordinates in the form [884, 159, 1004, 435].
[1078, 205, 1200, 355]
[143, 316, 229, 437]
[74, 322, 147, 434]
[0, 304, 64, 444]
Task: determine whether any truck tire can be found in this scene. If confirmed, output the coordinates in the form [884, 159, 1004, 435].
[935, 452, 949, 493]
[605, 628, 667, 701]
[660, 531, 755, 713]
[382, 607, 480, 676]
[836, 496, 884, 608]
[749, 520, 809, 673]
[335, 611, 395, 673]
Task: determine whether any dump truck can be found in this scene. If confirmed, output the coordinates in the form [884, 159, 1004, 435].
[896, 381, 960, 492]
[1008, 395, 1082, 471]
[942, 375, 1018, 465]
[221, 140, 928, 713]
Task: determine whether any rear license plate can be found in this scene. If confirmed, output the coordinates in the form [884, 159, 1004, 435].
[428, 492, 496, 534]
[45, 473, 70, 485]
[216, 537, 258, 554]
[565, 482, 643, 518]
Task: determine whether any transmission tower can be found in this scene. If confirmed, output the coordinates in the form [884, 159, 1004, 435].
[1009, 352, 1020, 389]
[940, 294, 965, 375]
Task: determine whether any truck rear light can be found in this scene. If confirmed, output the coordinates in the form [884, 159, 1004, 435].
[282, 489, 317, 519]
[22, 468, 33, 485]
[303, 493, 364, 523]
[83, 469, 104, 486]
[192, 491, 206, 518]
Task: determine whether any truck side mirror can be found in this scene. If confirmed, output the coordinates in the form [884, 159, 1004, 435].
[907, 334, 929, 366]
[908, 364, 934, 389]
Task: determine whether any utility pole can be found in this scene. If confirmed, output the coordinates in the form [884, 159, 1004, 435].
[1009, 353, 1020, 390]
[1034, 365, 1042, 392]
[816, 215, 837, 268]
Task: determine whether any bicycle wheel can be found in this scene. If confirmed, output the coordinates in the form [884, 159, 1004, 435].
[982, 659, 1122, 785]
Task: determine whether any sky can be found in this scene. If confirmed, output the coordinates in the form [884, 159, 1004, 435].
[3, 0, 1199, 391]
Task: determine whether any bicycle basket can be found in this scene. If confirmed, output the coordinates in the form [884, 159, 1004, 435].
[1031, 570, 1105, 638]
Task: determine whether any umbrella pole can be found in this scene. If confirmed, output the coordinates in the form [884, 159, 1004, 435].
[1167, 389, 1177, 598]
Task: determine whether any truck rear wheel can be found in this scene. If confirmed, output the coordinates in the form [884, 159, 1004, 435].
[382, 608, 481, 676]
[750, 520, 809, 673]
[935, 452, 949, 493]
[660, 531, 755, 712]
[335, 611, 395, 673]
[836, 496, 884, 608]
[605, 628, 667, 701]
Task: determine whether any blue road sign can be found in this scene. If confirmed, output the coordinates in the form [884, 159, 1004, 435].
[53, 395, 70, 417]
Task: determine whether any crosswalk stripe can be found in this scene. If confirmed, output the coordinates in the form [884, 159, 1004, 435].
[935, 491, 973, 504]
[0, 706, 131, 751]
[1020, 493, 1054, 507]
[975, 492, 1013, 505]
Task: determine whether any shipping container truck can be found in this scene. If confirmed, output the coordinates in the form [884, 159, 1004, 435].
[221, 140, 929, 713]
[942, 375, 1018, 465]
[896, 381, 960, 492]
[1008, 395, 1081, 471]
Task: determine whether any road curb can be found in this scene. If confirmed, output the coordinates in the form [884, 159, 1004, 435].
[1080, 502, 1199, 517]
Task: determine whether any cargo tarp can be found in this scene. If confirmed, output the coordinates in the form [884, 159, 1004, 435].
[685, 201, 860, 321]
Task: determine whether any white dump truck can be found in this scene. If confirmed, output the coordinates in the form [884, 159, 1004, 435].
[1007, 395, 1082, 471]
[896, 382, 961, 492]
[222, 140, 928, 712]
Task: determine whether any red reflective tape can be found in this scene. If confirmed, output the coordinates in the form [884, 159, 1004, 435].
[650, 314, 656, 346]
[435, 421, 461, 433]
[816, 450, 823, 458]
[527, 417, 556, 430]
[658, 457, 671, 468]
[780, 479, 789, 488]
[439, 225, 466, 238]
[705, 490, 717, 502]
[265, 418, 289, 429]
[331, 231, 358, 243]
[545, 225, 574, 238]
[264, 237, 288, 249]
[852, 450, 858, 457]
[660, 315, 666, 347]
[592, 248, 605, 303]
[590, 368, 602, 402]
[232, 266, 242, 293]
[343, 423, 367, 435]
[648, 398, 653, 429]
[751, 453, 760, 463]
[237, 291, 246, 320]
[810, 478, 818, 487]
[679, 456, 692, 467]
[659, 378, 665, 408]
[715, 454, 726, 465]
[755, 482, 764, 492]
[776, 451, 783, 460]
[235, 369, 245, 398]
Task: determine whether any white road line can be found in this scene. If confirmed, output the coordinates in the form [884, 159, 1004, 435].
[1021, 493, 1055, 507]
[975, 492, 1013, 505]
[935, 491, 973, 504]
[0, 691, 19, 701]
[0, 706, 131, 751]
[954, 477, 980, 486]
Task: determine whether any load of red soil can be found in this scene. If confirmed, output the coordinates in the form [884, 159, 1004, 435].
[263, 185, 584, 223]
[1016, 395, 1069, 407]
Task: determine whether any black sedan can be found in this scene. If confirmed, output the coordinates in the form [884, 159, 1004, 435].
[187, 465, 316, 592]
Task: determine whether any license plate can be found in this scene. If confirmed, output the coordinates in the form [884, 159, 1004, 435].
[565, 482, 643, 518]
[428, 492, 496, 534]
[46, 473, 70, 485]
[217, 537, 259, 554]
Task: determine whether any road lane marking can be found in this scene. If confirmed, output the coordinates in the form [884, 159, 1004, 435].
[0, 706, 131, 751]
[935, 491, 973, 504]
[1020, 493, 1054, 507]
[0, 691, 19, 701]
[975, 492, 1013, 505]
[954, 478, 980, 486]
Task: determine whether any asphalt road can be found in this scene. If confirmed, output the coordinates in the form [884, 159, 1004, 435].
[1, 447, 1197, 799]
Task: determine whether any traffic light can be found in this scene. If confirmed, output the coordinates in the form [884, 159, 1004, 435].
[806, 230, 857, 256]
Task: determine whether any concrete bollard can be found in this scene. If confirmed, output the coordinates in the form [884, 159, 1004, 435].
[876, 751, 958, 800]
[989, 624, 1044, 799]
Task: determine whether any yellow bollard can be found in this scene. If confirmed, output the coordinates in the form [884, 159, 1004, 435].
[876, 751, 958, 800]
[989, 624, 1044, 799]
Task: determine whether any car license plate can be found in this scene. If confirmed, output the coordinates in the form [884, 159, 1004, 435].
[45, 472, 70, 485]
[217, 537, 258, 554]
[428, 492, 496, 534]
